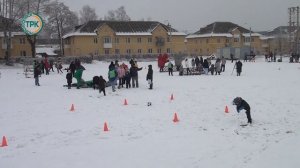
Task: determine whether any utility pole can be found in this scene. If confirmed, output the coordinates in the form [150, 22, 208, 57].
[288, 6, 300, 54]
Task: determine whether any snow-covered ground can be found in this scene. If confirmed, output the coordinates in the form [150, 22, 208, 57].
[0, 57, 299, 168]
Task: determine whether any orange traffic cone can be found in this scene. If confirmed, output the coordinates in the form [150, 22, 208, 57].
[124, 99, 128, 105]
[173, 113, 179, 122]
[1, 136, 8, 147]
[225, 106, 229, 113]
[104, 122, 109, 132]
[70, 104, 75, 111]
[170, 94, 174, 101]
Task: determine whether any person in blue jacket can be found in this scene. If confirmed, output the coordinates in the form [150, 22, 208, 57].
[232, 97, 252, 124]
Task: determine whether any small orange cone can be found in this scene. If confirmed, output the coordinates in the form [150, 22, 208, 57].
[225, 106, 229, 113]
[124, 99, 128, 105]
[104, 122, 109, 132]
[170, 94, 174, 101]
[173, 113, 179, 122]
[1, 136, 8, 147]
[70, 104, 75, 111]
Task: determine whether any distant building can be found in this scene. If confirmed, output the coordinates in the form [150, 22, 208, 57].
[0, 16, 32, 59]
[259, 26, 295, 55]
[63, 21, 186, 56]
[186, 22, 263, 56]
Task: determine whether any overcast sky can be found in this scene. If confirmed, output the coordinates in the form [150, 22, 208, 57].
[60, 0, 299, 33]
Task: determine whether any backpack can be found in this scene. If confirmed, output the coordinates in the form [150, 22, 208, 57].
[109, 70, 116, 78]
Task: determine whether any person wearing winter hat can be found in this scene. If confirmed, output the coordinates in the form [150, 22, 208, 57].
[232, 97, 252, 124]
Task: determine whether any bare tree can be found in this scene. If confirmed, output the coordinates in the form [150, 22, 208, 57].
[104, 6, 130, 21]
[44, 0, 78, 56]
[79, 5, 97, 24]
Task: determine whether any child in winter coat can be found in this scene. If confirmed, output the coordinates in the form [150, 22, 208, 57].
[146, 64, 153, 89]
[124, 70, 131, 88]
[98, 76, 106, 96]
[232, 97, 252, 124]
[66, 71, 73, 89]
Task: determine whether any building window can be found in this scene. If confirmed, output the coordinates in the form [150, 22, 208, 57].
[148, 38, 152, 43]
[207, 48, 209, 52]
[94, 38, 98, 44]
[138, 49, 142, 53]
[115, 49, 120, 54]
[234, 38, 239, 42]
[167, 48, 171, 53]
[105, 49, 110, 55]
[217, 38, 221, 43]
[167, 37, 170, 42]
[104, 37, 111, 43]
[126, 49, 131, 54]
[20, 38, 26, 44]
[126, 37, 131, 44]
[137, 37, 142, 43]
[148, 48, 153, 53]
[195, 40, 198, 44]
[115, 38, 119, 44]
[20, 51, 26, 56]
[206, 38, 209, 43]
[157, 48, 162, 54]
[226, 38, 230, 43]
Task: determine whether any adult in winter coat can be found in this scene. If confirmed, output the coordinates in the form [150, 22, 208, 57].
[66, 71, 73, 89]
[215, 59, 221, 75]
[98, 76, 107, 96]
[203, 59, 209, 75]
[34, 63, 41, 86]
[44, 57, 50, 75]
[146, 64, 153, 89]
[129, 64, 142, 88]
[184, 59, 191, 75]
[236, 60, 243, 76]
[74, 66, 85, 89]
[232, 97, 252, 124]
[108, 66, 118, 92]
[195, 57, 200, 68]
[221, 57, 226, 72]
[167, 61, 173, 76]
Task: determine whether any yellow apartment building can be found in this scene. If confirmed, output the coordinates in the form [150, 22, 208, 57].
[186, 22, 263, 56]
[0, 16, 32, 59]
[63, 21, 186, 56]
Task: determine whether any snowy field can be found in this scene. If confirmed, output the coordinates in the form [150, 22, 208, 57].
[0, 56, 300, 168]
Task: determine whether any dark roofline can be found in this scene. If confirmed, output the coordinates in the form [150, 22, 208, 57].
[73, 20, 179, 33]
[193, 21, 251, 35]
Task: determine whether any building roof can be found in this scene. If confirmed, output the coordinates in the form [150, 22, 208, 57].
[63, 20, 186, 38]
[260, 26, 297, 36]
[187, 22, 263, 39]
[194, 22, 251, 35]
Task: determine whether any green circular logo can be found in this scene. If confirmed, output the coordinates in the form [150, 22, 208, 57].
[21, 13, 44, 35]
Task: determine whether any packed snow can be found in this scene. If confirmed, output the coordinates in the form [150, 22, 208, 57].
[0, 57, 300, 168]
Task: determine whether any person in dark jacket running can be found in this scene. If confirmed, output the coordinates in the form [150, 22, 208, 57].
[66, 71, 72, 89]
[98, 76, 106, 96]
[232, 97, 252, 124]
[146, 64, 153, 89]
